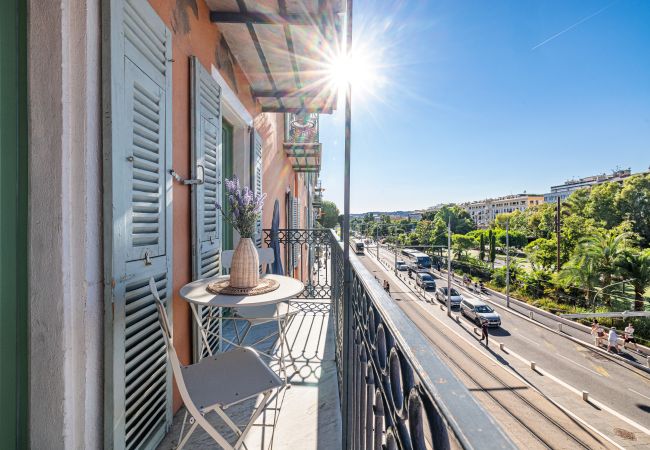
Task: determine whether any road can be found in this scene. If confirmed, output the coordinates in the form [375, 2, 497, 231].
[361, 244, 650, 447]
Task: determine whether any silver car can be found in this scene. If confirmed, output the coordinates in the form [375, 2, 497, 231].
[460, 298, 501, 327]
[435, 287, 463, 308]
[396, 260, 408, 271]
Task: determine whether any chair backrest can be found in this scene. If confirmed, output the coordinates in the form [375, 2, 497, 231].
[222, 247, 275, 273]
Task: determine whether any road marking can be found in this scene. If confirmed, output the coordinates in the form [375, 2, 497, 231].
[628, 388, 650, 401]
[555, 353, 604, 377]
[594, 365, 610, 377]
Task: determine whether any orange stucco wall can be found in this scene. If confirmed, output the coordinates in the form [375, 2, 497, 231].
[148, 0, 291, 412]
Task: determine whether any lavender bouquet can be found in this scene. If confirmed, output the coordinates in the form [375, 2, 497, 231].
[217, 176, 266, 239]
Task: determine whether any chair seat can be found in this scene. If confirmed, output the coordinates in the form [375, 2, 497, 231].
[181, 347, 282, 411]
[234, 303, 299, 323]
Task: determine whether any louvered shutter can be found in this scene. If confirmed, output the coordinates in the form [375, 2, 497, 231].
[252, 131, 263, 248]
[103, 1, 173, 449]
[190, 56, 222, 361]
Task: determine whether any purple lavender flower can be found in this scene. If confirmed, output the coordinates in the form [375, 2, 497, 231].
[216, 176, 265, 238]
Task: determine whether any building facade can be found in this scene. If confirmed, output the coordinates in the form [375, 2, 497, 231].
[543, 169, 633, 203]
[0, 0, 339, 448]
[462, 194, 544, 227]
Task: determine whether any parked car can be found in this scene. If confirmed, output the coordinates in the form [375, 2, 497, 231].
[435, 287, 463, 308]
[416, 272, 436, 291]
[396, 260, 407, 271]
[460, 297, 501, 327]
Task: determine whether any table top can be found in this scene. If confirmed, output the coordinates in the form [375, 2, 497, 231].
[179, 274, 305, 308]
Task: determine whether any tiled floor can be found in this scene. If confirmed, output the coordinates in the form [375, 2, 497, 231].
[157, 300, 341, 450]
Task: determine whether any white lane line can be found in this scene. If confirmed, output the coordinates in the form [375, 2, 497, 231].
[554, 353, 603, 377]
[628, 388, 650, 402]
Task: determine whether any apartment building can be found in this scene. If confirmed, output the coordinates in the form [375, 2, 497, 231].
[543, 169, 633, 203]
[462, 194, 544, 227]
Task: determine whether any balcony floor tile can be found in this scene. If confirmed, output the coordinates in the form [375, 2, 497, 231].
[157, 299, 341, 450]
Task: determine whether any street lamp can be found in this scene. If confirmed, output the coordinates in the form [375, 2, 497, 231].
[505, 220, 510, 308]
[446, 218, 452, 318]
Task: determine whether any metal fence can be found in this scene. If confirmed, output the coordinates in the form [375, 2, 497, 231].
[265, 229, 515, 449]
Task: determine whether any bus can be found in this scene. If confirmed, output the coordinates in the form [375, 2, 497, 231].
[401, 248, 431, 268]
[352, 239, 365, 255]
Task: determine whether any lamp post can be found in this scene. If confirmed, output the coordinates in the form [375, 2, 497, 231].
[341, 1, 354, 448]
[506, 220, 510, 308]
[447, 218, 451, 318]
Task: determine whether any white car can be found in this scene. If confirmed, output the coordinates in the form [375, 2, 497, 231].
[396, 260, 407, 271]
[435, 287, 463, 308]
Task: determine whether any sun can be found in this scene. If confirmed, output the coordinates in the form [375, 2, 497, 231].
[325, 44, 385, 95]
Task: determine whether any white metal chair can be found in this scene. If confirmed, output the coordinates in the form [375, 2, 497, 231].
[151, 278, 282, 450]
[221, 248, 299, 355]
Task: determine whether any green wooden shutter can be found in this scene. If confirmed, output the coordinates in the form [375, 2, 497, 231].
[103, 1, 173, 449]
[252, 130, 263, 248]
[190, 56, 222, 361]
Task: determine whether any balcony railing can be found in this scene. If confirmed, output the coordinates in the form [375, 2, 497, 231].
[284, 113, 321, 173]
[264, 228, 515, 449]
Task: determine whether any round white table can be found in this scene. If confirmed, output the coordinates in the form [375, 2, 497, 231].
[179, 274, 304, 309]
[180, 274, 304, 381]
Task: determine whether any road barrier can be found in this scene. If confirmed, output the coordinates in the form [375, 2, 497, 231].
[582, 391, 589, 402]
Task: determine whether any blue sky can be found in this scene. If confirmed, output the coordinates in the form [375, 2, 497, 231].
[318, 0, 650, 213]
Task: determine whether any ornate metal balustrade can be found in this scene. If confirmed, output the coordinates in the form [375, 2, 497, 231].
[263, 228, 332, 299]
[264, 229, 515, 449]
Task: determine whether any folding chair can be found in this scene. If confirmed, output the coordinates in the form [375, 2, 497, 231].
[221, 248, 299, 359]
[150, 278, 282, 450]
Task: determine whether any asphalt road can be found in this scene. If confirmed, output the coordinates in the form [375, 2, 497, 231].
[367, 244, 650, 431]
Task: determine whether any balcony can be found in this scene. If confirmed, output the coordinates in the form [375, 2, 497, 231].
[159, 229, 513, 449]
[284, 113, 322, 173]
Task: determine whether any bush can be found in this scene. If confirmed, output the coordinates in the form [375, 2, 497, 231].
[518, 270, 552, 299]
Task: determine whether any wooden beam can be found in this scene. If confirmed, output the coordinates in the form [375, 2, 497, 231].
[210, 11, 319, 26]
[262, 106, 333, 114]
[253, 89, 320, 99]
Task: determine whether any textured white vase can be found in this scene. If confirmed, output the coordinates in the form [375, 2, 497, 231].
[230, 238, 260, 288]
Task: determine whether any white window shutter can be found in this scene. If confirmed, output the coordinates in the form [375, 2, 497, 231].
[104, 1, 173, 449]
[190, 56, 222, 361]
[252, 130, 263, 248]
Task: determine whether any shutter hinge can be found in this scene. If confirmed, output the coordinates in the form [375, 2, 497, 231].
[170, 167, 204, 185]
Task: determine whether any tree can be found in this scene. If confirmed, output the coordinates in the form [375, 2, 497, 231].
[560, 254, 600, 305]
[585, 182, 622, 228]
[572, 230, 631, 306]
[319, 200, 340, 228]
[494, 210, 527, 234]
[525, 238, 557, 271]
[526, 203, 557, 240]
[488, 230, 496, 269]
[617, 174, 650, 247]
[435, 205, 476, 235]
[496, 229, 527, 249]
[616, 249, 650, 311]
[452, 234, 476, 259]
[479, 233, 486, 261]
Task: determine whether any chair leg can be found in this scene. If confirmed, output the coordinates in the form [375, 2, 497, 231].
[214, 406, 244, 437]
[176, 420, 198, 450]
[233, 390, 274, 449]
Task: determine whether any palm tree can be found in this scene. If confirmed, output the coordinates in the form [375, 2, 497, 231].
[560, 255, 601, 306]
[617, 249, 650, 311]
[576, 231, 631, 306]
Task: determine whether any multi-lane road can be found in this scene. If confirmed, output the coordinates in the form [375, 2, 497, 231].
[359, 243, 650, 448]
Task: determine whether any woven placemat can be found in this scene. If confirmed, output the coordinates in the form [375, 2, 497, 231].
[207, 277, 280, 296]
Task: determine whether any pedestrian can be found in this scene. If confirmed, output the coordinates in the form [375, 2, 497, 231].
[624, 323, 639, 351]
[479, 319, 489, 346]
[607, 327, 621, 353]
[592, 320, 605, 347]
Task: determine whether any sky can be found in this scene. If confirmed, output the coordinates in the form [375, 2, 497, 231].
[318, 0, 650, 214]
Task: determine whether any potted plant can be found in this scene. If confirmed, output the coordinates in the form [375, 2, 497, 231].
[217, 176, 266, 288]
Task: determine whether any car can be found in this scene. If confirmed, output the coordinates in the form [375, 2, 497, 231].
[460, 297, 501, 327]
[416, 272, 436, 291]
[435, 287, 463, 308]
[396, 260, 407, 271]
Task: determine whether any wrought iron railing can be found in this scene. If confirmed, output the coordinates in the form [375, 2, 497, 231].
[264, 228, 515, 449]
[285, 112, 319, 144]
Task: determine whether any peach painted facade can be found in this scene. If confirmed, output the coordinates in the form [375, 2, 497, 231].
[149, 0, 313, 412]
